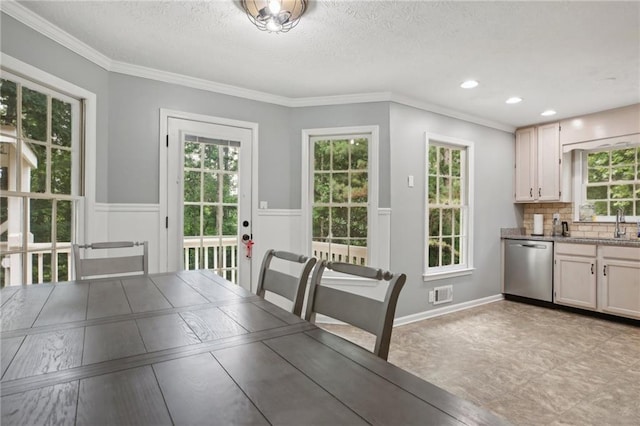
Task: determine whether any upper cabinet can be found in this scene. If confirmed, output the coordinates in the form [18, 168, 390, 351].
[514, 122, 567, 203]
[560, 104, 640, 146]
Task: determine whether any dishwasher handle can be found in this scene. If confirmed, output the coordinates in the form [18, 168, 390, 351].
[516, 243, 548, 249]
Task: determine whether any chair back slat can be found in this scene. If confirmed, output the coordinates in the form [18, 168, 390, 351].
[306, 260, 406, 360]
[256, 249, 316, 317]
[73, 241, 148, 280]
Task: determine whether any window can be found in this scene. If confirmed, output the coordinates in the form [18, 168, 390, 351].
[303, 126, 379, 271]
[583, 146, 640, 218]
[425, 134, 474, 280]
[1, 72, 82, 286]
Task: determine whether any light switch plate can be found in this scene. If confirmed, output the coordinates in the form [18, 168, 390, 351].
[408, 175, 414, 187]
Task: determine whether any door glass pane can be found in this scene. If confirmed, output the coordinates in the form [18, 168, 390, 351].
[221, 146, 238, 171]
[183, 171, 201, 202]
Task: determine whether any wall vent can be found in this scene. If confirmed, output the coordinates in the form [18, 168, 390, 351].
[433, 285, 453, 305]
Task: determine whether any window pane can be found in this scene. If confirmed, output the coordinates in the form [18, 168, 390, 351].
[428, 239, 440, 267]
[222, 174, 238, 203]
[22, 87, 47, 142]
[1, 79, 17, 127]
[332, 172, 348, 203]
[202, 205, 217, 235]
[314, 140, 331, 171]
[588, 167, 609, 183]
[183, 205, 200, 236]
[636, 200, 640, 216]
[314, 173, 330, 203]
[350, 138, 367, 170]
[30, 198, 52, 243]
[56, 200, 72, 243]
[51, 148, 71, 194]
[204, 144, 220, 170]
[27, 143, 47, 193]
[31, 252, 51, 284]
[594, 201, 608, 216]
[203, 172, 219, 203]
[454, 237, 461, 264]
[612, 148, 635, 165]
[451, 178, 461, 203]
[183, 171, 201, 202]
[57, 252, 70, 282]
[428, 176, 436, 203]
[312, 207, 329, 238]
[587, 151, 609, 167]
[331, 207, 348, 238]
[350, 172, 367, 203]
[453, 209, 461, 235]
[350, 207, 367, 239]
[586, 185, 607, 200]
[611, 166, 634, 181]
[610, 184, 633, 199]
[0, 196, 7, 242]
[428, 209, 440, 237]
[51, 98, 72, 147]
[451, 150, 461, 177]
[439, 177, 450, 203]
[611, 200, 632, 216]
[442, 209, 453, 236]
[439, 147, 450, 175]
[222, 206, 237, 236]
[332, 140, 349, 170]
[442, 237, 453, 265]
[428, 146, 437, 174]
[2, 197, 23, 246]
[184, 142, 201, 168]
[221, 146, 238, 172]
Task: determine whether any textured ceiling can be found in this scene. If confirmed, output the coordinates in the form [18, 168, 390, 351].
[12, 0, 640, 129]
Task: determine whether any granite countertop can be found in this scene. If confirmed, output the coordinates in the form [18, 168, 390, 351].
[500, 228, 640, 248]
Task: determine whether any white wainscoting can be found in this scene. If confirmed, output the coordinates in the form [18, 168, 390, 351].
[93, 203, 161, 273]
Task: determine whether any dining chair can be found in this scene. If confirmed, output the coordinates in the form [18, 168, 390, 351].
[72, 241, 149, 280]
[306, 261, 406, 360]
[256, 249, 317, 317]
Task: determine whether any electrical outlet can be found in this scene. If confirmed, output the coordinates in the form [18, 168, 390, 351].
[428, 290, 434, 303]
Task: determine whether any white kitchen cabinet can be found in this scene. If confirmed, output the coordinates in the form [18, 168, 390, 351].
[599, 246, 640, 319]
[554, 243, 597, 310]
[514, 122, 565, 202]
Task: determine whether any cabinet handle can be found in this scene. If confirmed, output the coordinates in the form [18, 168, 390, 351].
[538, 188, 541, 197]
[530, 188, 533, 197]
[591, 264, 594, 275]
[603, 265, 607, 276]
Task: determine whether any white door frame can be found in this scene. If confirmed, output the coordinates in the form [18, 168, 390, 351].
[159, 109, 259, 290]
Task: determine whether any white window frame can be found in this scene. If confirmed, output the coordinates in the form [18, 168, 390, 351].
[302, 126, 379, 286]
[424, 133, 474, 281]
[571, 139, 640, 223]
[2, 53, 98, 270]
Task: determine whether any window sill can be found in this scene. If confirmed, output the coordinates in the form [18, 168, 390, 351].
[423, 267, 474, 282]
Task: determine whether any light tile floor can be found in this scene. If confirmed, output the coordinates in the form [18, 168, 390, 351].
[321, 300, 640, 426]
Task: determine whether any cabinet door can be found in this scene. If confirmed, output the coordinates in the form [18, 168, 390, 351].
[601, 260, 640, 319]
[554, 254, 597, 310]
[537, 122, 560, 201]
[514, 127, 536, 202]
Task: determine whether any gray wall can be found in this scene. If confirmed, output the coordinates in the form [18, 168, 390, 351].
[389, 103, 521, 317]
[107, 73, 291, 205]
[1, 13, 111, 202]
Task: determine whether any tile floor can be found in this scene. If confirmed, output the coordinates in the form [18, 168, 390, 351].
[321, 300, 640, 426]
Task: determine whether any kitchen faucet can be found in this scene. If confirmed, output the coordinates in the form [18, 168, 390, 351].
[614, 208, 626, 238]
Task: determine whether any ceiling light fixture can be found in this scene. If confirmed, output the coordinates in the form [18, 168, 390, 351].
[541, 110, 557, 116]
[505, 97, 523, 104]
[460, 80, 479, 89]
[241, 0, 307, 33]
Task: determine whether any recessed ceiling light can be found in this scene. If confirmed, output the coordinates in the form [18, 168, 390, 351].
[460, 80, 479, 89]
[506, 97, 523, 104]
[541, 110, 557, 116]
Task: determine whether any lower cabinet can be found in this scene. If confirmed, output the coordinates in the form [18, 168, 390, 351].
[600, 246, 640, 319]
[554, 243, 597, 310]
[555, 243, 640, 320]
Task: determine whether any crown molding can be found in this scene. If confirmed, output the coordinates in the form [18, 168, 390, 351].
[2, 1, 514, 132]
[1, 0, 112, 70]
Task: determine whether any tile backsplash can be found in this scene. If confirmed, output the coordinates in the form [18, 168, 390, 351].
[522, 203, 638, 239]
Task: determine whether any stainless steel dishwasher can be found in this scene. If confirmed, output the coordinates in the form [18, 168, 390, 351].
[504, 239, 553, 302]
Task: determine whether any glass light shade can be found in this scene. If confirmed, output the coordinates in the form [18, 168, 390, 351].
[241, 0, 307, 33]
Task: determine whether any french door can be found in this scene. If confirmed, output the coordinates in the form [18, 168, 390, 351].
[166, 118, 252, 286]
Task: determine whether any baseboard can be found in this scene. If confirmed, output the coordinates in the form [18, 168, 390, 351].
[393, 294, 504, 327]
[316, 294, 504, 326]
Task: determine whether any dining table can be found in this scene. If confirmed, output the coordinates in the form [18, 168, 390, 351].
[0, 269, 508, 425]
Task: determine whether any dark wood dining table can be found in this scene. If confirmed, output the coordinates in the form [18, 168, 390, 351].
[0, 269, 508, 425]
